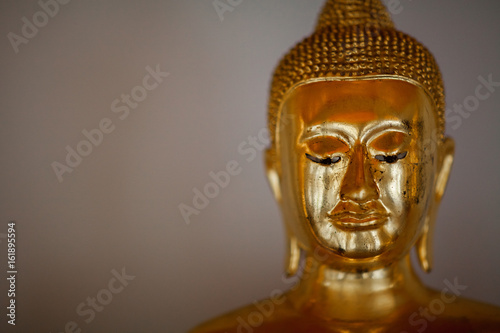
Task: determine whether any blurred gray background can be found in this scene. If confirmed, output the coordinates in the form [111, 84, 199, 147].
[1, 1, 499, 332]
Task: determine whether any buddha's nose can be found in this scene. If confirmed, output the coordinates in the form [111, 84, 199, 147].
[339, 145, 379, 203]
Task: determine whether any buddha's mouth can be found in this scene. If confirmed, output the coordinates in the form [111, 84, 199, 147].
[327, 211, 389, 230]
[327, 201, 389, 230]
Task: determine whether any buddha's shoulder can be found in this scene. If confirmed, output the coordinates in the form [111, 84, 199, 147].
[189, 293, 500, 333]
[438, 293, 500, 322]
[416, 288, 500, 331]
[189, 303, 261, 333]
[189, 295, 310, 333]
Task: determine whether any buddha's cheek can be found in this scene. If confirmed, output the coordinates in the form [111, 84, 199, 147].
[378, 161, 435, 249]
[303, 161, 344, 222]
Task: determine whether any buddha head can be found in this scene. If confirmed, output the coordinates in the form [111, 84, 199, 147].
[265, 0, 455, 275]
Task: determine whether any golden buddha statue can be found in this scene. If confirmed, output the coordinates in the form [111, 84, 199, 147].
[191, 1, 500, 332]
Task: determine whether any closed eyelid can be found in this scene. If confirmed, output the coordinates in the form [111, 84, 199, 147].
[368, 130, 409, 154]
[305, 136, 350, 156]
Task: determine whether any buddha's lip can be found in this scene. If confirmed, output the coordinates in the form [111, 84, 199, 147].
[327, 211, 388, 230]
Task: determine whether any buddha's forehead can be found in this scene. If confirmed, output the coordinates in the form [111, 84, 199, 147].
[281, 79, 436, 131]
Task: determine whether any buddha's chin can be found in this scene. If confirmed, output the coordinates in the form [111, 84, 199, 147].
[312, 222, 398, 260]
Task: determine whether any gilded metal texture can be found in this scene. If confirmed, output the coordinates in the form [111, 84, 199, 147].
[316, 0, 394, 30]
[191, 79, 500, 332]
[277, 79, 443, 267]
[190, 1, 500, 332]
[268, 0, 445, 157]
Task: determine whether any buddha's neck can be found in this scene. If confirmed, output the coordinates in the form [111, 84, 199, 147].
[287, 253, 426, 322]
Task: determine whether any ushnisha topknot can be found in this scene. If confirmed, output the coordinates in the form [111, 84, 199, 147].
[268, 0, 445, 153]
[316, 0, 394, 30]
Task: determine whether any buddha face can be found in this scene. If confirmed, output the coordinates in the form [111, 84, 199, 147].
[270, 79, 453, 268]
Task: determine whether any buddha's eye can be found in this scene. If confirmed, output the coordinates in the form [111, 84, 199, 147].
[375, 151, 408, 164]
[306, 153, 341, 166]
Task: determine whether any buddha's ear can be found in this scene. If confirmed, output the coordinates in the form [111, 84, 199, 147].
[285, 234, 301, 277]
[416, 136, 455, 273]
[435, 137, 455, 202]
[265, 149, 282, 203]
[266, 149, 301, 276]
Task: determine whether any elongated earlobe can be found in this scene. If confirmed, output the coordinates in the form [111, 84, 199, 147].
[285, 235, 301, 277]
[416, 137, 454, 273]
[416, 216, 433, 273]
